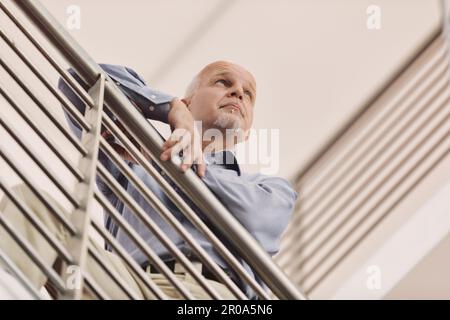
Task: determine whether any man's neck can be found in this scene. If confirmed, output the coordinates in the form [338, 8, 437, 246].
[202, 139, 235, 154]
[201, 127, 244, 154]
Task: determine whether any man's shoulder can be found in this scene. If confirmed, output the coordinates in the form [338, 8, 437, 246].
[98, 63, 147, 86]
[242, 171, 293, 184]
[242, 171, 298, 199]
[61, 63, 146, 87]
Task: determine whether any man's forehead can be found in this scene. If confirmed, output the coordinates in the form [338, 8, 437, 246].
[201, 62, 256, 92]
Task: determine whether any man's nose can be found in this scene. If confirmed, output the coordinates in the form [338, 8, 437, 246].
[228, 87, 243, 100]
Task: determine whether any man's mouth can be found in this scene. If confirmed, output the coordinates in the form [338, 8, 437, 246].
[219, 103, 243, 117]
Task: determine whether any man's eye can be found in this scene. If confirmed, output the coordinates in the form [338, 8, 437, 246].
[215, 79, 228, 86]
[244, 90, 253, 99]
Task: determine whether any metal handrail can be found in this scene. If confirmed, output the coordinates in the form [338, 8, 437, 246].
[99, 110, 269, 299]
[0, 0, 304, 299]
[97, 132, 251, 299]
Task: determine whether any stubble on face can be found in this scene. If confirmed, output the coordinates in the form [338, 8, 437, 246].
[213, 110, 241, 130]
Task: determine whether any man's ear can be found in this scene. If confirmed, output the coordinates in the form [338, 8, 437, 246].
[181, 97, 191, 108]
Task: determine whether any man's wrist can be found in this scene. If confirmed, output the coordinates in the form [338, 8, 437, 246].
[168, 97, 188, 126]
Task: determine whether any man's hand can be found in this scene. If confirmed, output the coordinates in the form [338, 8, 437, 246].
[160, 98, 206, 178]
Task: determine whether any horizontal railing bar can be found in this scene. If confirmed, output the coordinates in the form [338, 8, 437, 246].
[99, 138, 247, 299]
[0, 148, 77, 235]
[90, 219, 168, 299]
[0, 182, 74, 264]
[0, 29, 91, 132]
[0, 212, 67, 293]
[103, 88, 304, 299]
[0, 248, 43, 299]
[87, 243, 141, 300]
[100, 113, 269, 299]
[0, 0, 95, 109]
[0, 84, 84, 181]
[0, 57, 88, 156]
[96, 163, 221, 299]
[0, 116, 81, 208]
[93, 190, 195, 299]
[82, 271, 110, 300]
[100, 106, 294, 299]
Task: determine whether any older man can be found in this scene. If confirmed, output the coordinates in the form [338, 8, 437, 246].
[57, 61, 297, 299]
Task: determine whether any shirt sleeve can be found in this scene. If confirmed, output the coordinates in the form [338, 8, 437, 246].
[58, 65, 174, 126]
[100, 64, 174, 123]
[57, 65, 172, 177]
[201, 169, 298, 255]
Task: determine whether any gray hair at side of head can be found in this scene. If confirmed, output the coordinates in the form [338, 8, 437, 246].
[185, 73, 200, 99]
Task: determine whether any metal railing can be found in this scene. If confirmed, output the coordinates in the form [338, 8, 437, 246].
[0, 0, 305, 300]
[276, 2, 450, 297]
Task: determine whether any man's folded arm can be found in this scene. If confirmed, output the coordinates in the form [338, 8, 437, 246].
[58, 64, 175, 129]
[57, 64, 174, 195]
[99, 64, 174, 123]
[202, 170, 298, 255]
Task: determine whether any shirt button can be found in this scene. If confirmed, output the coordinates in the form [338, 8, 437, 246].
[160, 171, 165, 176]
[149, 106, 155, 112]
[116, 82, 120, 86]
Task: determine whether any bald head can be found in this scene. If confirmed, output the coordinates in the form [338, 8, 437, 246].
[182, 60, 256, 147]
[185, 60, 256, 100]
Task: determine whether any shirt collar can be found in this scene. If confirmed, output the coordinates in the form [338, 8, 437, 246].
[204, 150, 241, 176]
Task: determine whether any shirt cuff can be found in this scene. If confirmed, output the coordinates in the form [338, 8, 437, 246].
[141, 101, 172, 123]
[137, 86, 173, 123]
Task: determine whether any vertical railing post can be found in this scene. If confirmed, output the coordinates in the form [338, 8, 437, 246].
[61, 74, 105, 299]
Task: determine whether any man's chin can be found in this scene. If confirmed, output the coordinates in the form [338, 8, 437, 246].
[212, 113, 242, 131]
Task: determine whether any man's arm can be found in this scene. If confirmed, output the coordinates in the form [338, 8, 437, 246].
[202, 170, 297, 255]
[58, 64, 174, 130]
[99, 64, 174, 123]
[58, 64, 205, 176]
